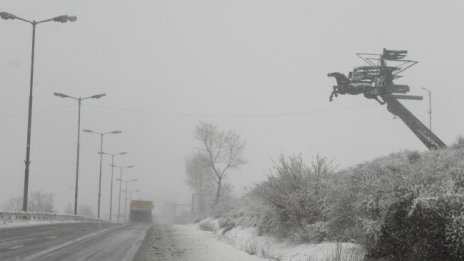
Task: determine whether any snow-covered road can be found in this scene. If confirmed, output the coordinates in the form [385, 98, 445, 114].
[0, 222, 149, 261]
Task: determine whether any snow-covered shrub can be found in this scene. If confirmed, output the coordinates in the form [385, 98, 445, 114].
[372, 194, 464, 261]
[452, 135, 464, 149]
[251, 155, 335, 241]
[219, 218, 236, 234]
[198, 218, 219, 232]
[258, 245, 283, 261]
[235, 136, 464, 260]
[406, 150, 421, 164]
[447, 210, 464, 259]
[292, 221, 328, 243]
[242, 237, 259, 255]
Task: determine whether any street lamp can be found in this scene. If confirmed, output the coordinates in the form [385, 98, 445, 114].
[422, 87, 432, 130]
[123, 189, 139, 222]
[1, 11, 76, 212]
[83, 129, 122, 219]
[54, 92, 106, 215]
[128, 189, 140, 202]
[110, 164, 134, 223]
[117, 178, 137, 223]
[100, 152, 127, 222]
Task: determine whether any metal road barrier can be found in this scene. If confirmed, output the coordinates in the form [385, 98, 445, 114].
[0, 211, 104, 224]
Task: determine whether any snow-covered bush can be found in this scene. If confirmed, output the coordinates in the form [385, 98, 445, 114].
[219, 136, 464, 260]
[371, 194, 464, 260]
[251, 155, 334, 241]
[198, 218, 220, 232]
[447, 210, 464, 259]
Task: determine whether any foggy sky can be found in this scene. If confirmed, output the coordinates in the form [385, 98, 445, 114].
[1, 0, 464, 216]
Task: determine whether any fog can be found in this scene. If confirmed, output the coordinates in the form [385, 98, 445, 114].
[1, 0, 464, 217]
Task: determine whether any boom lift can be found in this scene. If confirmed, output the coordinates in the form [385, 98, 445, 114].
[328, 49, 446, 150]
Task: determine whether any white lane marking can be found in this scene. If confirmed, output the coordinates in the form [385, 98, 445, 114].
[8, 244, 24, 250]
[23, 225, 120, 261]
[46, 235, 58, 239]
[121, 224, 152, 261]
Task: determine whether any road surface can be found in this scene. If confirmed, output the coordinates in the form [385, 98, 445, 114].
[0, 222, 150, 261]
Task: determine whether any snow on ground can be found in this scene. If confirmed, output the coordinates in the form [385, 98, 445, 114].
[172, 225, 265, 261]
[194, 218, 367, 261]
[135, 221, 366, 261]
[134, 223, 263, 261]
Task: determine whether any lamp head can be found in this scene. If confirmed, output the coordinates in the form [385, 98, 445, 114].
[53, 15, 77, 23]
[110, 130, 122, 134]
[83, 129, 94, 133]
[0, 12, 15, 20]
[54, 92, 70, 98]
[90, 93, 106, 99]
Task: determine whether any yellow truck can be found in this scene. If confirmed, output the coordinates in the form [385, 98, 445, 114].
[129, 200, 153, 223]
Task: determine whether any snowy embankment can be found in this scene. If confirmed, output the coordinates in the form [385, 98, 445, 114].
[196, 218, 366, 261]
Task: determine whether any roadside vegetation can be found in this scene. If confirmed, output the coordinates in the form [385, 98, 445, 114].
[185, 123, 464, 260]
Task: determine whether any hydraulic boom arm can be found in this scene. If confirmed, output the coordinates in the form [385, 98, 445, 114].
[383, 95, 446, 149]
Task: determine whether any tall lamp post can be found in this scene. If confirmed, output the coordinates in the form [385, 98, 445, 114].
[54, 92, 106, 215]
[1, 11, 77, 212]
[123, 189, 139, 222]
[110, 164, 134, 223]
[83, 129, 121, 219]
[128, 189, 140, 202]
[118, 178, 137, 223]
[100, 152, 127, 222]
[422, 87, 432, 130]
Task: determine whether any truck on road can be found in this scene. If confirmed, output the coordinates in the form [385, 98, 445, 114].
[129, 200, 154, 223]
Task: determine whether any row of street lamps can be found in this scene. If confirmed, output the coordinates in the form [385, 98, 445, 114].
[1, 11, 77, 212]
[112, 165, 135, 222]
[53, 93, 106, 216]
[1, 11, 139, 222]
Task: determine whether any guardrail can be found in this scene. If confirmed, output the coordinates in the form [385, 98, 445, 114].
[0, 211, 105, 224]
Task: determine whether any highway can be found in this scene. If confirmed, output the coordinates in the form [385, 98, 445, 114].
[0, 222, 150, 261]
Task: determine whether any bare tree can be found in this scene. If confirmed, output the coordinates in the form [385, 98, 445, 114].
[29, 190, 54, 212]
[194, 122, 246, 202]
[185, 153, 216, 194]
[2, 190, 54, 212]
[2, 196, 22, 211]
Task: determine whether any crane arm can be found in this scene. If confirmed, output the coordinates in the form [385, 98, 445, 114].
[383, 95, 446, 150]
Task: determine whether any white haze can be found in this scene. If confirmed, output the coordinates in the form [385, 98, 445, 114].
[1, 0, 464, 217]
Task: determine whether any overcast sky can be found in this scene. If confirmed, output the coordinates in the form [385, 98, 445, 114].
[2, 0, 464, 217]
